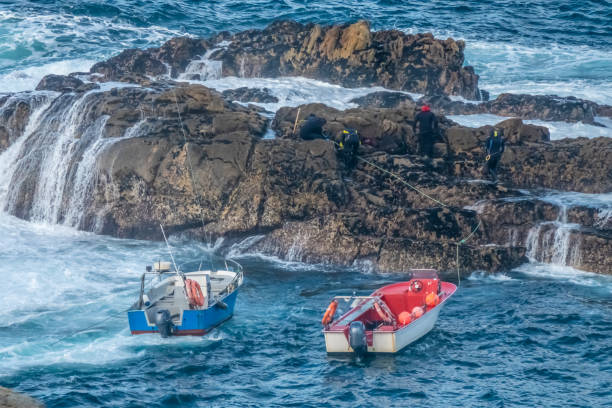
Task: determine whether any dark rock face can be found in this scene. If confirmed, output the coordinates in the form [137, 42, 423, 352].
[222, 87, 279, 103]
[0, 93, 51, 153]
[417, 93, 604, 124]
[35, 74, 99, 93]
[349, 91, 414, 109]
[90, 21, 480, 99]
[353, 92, 608, 124]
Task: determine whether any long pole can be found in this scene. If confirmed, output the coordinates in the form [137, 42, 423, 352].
[159, 223, 184, 283]
[292, 107, 301, 136]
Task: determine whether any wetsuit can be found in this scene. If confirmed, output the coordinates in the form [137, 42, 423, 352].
[485, 129, 505, 181]
[342, 129, 360, 169]
[413, 110, 439, 157]
[300, 115, 327, 140]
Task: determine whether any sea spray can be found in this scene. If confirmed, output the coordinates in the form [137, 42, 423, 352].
[0, 86, 145, 228]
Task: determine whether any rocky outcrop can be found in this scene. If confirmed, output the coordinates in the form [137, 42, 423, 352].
[0, 93, 52, 153]
[89, 21, 480, 99]
[272, 104, 611, 193]
[352, 91, 609, 124]
[349, 91, 414, 109]
[35, 74, 99, 93]
[0, 387, 43, 408]
[3, 20, 608, 275]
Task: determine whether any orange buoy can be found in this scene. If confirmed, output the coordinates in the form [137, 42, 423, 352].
[398, 311, 412, 325]
[322, 300, 338, 325]
[185, 279, 205, 307]
[412, 306, 424, 319]
[425, 292, 440, 308]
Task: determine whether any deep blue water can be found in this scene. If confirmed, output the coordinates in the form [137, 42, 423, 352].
[0, 214, 611, 407]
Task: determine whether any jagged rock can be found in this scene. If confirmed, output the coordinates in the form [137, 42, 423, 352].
[0, 93, 51, 152]
[349, 91, 414, 109]
[0, 387, 43, 408]
[222, 87, 279, 103]
[416, 93, 603, 124]
[90, 21, 480, 99]
[35, 74, 99, 93]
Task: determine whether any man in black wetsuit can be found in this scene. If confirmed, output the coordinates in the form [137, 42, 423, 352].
[412, 105, 439, 157]
[484, 127, 505, 182]
[300, 113, 327, 140]
[339, 128, 360, 169]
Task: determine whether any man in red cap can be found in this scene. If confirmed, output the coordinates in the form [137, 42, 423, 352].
[413, 105, 439, 158]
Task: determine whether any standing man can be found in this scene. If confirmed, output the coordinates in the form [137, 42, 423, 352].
[413, 105, 439, 158]
[484, 127, 505, 182]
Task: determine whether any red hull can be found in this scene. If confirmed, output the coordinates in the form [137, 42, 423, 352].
[130, 329, 209, 336]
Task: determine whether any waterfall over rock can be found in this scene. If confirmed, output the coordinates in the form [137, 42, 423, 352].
[0, 87, 144, 230]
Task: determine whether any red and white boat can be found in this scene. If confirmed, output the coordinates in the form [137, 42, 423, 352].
[322, 269, 456, 354]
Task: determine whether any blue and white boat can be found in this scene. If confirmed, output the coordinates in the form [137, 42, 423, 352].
[128, 260, 243, 337]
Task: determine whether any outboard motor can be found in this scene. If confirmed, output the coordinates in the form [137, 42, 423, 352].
[348, 321, 367, 355]
[155, 309, 174, 338]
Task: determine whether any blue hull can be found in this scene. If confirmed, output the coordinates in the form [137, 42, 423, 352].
[128, 290, 239, 336]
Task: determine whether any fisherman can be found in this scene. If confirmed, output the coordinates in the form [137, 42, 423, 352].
[299, 113, 327, 140]
[484, 127, 506, 182]
[338, 128, 360, 169]
[412, 105, 439, 158]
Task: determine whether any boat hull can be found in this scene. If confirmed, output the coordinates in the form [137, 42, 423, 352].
[324, 301, 444, 353]
[128, 290, 238, 336]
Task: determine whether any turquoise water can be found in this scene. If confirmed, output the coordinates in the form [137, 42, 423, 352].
[0, 1, 612, 406]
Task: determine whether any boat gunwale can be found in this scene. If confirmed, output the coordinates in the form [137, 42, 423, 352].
[323, 280, 457, 334]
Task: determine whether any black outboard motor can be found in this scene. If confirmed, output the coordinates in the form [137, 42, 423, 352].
[348, 321, 367, 355]
[155, 309, 174, 338]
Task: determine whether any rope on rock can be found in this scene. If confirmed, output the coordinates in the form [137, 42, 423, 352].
[171, 87, 215, 270]
[332, 139, 482, 286]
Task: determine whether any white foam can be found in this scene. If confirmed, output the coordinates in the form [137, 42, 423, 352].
[197, 76, 397, 112]
[447, 114, 612, 140]
[0, 10, 186, 92]
[464, 41, 612, 105]
[537, 191, 612, 210]
[514, 262, 612, 291]
[468, 271, 514, 282]
[395, 26, 612, 105]
[0, 59, 96, 93]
